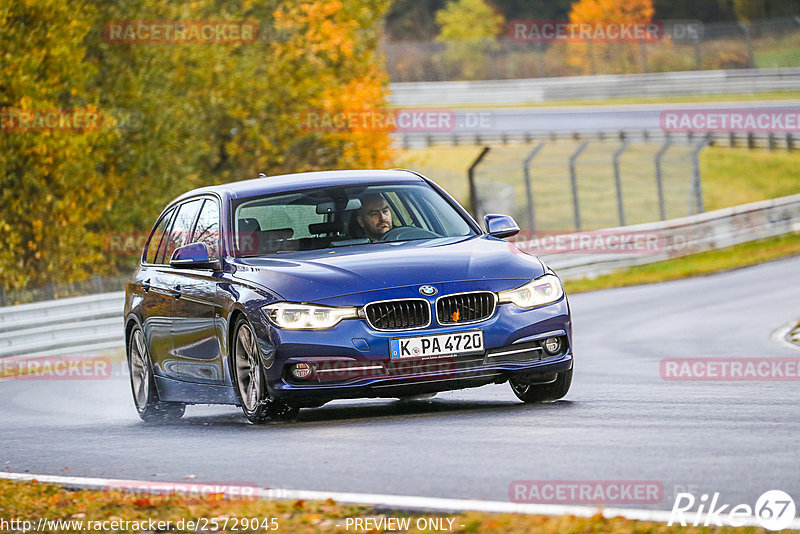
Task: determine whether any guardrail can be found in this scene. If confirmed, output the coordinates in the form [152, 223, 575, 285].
[397, 130, 797, 150]
[1, 193, 798, 358]
[0, 292, 124, 358]
[534, 193, 800, 279]
[389, 67, 800, 107]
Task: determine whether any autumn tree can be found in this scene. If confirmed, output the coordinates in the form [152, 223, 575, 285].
[435, 0, 505, 79]
[1, 0, 394, 294]
[731, 0, 766, 22]
[0, 0, 122, 292]
[566, 0, 655, 74]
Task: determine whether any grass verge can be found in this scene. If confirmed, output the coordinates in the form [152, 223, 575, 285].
[0, 479, 776, 533]
[395, 146, 800, 219]
[563, 232, 800, 294]
[701, 147, 800, 211]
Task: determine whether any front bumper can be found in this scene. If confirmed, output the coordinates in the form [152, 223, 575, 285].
[275, 351, 573, 402]
[263, 297, 572, 403]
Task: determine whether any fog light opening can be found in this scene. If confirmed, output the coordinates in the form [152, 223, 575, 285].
[543, 337, 562, 355]
[290, 362, 312, 379]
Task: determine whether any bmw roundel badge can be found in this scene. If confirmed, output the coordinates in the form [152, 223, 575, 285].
[419, 285, 437, 296]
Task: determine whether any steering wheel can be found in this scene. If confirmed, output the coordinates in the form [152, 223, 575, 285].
[380, 226, 441, 242]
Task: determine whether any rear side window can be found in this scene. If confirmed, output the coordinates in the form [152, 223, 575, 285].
[144, 208, 175, 264]
[160, 199, 203, 264]
[191, 199, 220, 261]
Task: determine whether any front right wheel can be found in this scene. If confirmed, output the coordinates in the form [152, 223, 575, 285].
[509, 368, 572, 403]
[231, 317, 299, 424]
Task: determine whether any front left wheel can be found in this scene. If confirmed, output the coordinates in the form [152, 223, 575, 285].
[509, 368, 572, 403]
[128, 326, 185, 423]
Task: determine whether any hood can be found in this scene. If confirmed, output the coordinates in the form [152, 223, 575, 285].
[230, 236, 545, 303]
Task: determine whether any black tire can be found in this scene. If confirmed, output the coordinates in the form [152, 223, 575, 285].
[230, 316, 299, 424]
[509, 368, 572, 403]
[127, 326, 185, 422]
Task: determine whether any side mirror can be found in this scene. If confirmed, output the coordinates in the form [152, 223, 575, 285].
[170, 242, 221, 270]
[484, 214, 520, 238]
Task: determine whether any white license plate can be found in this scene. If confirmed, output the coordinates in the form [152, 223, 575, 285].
[390, 331, 484, 359]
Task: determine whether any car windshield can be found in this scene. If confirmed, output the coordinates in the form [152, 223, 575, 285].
[231, 181, 475, 256]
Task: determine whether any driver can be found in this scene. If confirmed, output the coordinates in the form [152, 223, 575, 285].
[357, 193, 394, 242]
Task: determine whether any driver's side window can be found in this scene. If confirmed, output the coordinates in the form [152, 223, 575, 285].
[191, 199, 220, 261]
[161, 199, 203, 264]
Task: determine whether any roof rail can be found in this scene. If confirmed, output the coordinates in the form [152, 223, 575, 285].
[389, 168, 425, 179]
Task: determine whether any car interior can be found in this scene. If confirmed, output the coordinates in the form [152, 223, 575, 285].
[232, 184, 473, 256]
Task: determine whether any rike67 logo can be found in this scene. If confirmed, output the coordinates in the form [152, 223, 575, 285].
[670, 490, 796, 530]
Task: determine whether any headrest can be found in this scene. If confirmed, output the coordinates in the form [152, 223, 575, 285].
[237, 218, 261, 233]
[308, 221, 343, 235]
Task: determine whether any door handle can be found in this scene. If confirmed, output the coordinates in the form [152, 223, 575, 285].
[171, 285, 182, 299]
[142, 279, 150, 292]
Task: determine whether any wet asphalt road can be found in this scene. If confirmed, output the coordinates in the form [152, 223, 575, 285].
[2, 256, 799, 512]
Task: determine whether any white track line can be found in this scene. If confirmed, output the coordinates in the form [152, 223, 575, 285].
[2, 472, 798, 529]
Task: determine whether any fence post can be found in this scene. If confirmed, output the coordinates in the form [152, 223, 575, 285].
[569, 141, 590, 231]
[536, 42, 545, 77]
[92, 275, 104, 294]
[522, 142, 546, 231]
[468, 146, 491, 220]
[654, 138, 672, 221]
[690, 139, 709, 215]
[0, 286, 5, 307]
[738, 22, 755, 68]
[693, 35, 702, 69]
[639, 41, 648, 73]
[612, 141, 629, 227]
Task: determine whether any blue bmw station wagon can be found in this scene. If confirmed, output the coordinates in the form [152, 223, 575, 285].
[124, 169, 573, 423]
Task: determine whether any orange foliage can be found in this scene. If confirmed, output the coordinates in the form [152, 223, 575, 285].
[567, 0, 655, 74]
[569, 0, 654, 22]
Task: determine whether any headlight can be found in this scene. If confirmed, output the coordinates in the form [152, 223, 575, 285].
[262, 302, 358, 330]
[497, 274, 564, 309]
